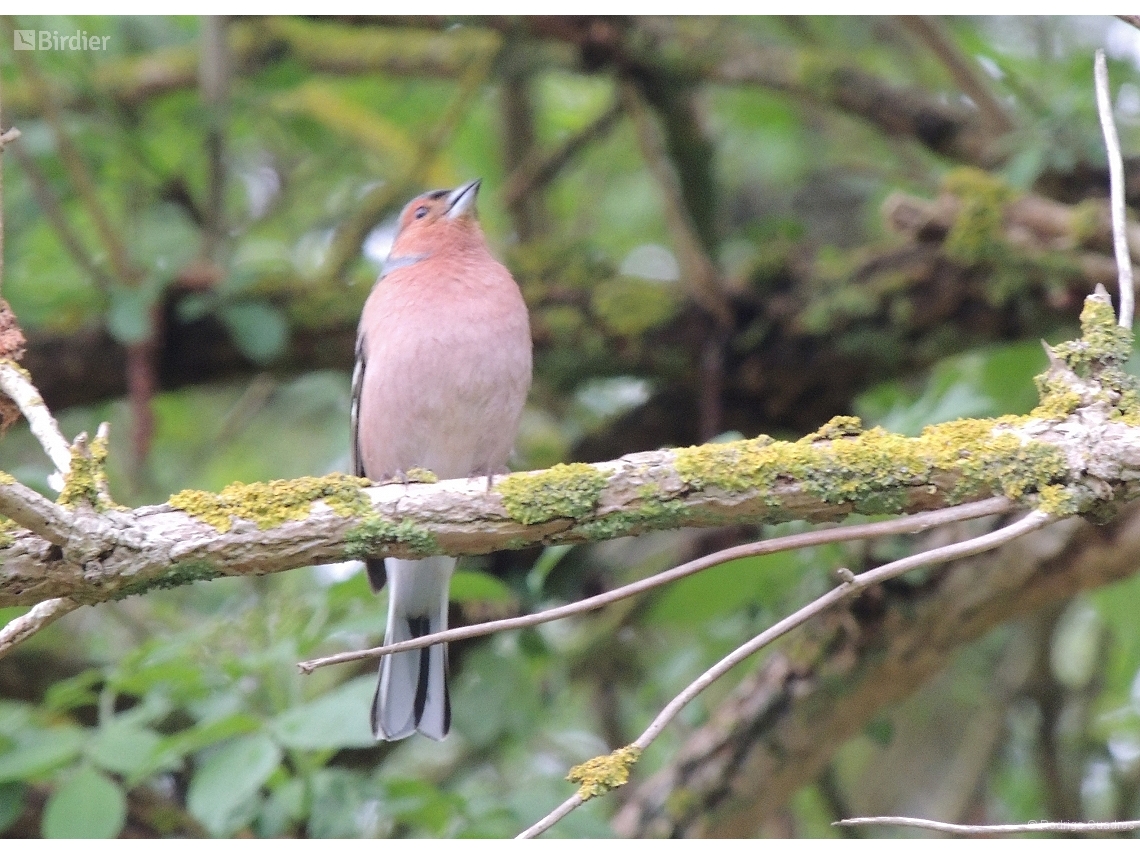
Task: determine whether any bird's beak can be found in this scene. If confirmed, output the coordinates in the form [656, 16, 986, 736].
[445, 178, 481, 220]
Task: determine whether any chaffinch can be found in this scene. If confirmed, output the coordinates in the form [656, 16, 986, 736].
[351, 179, 532, 740]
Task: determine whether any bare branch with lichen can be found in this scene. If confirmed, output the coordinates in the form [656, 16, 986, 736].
[0, 286, 1136, 616]
[518, 509, 1053, 837]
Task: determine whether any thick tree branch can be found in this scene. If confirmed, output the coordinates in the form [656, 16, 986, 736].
[2, 291, 1139, 615]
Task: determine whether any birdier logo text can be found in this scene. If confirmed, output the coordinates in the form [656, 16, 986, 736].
[13, 30, 110, 51]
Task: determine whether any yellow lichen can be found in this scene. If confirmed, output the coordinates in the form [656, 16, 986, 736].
[57, 436, 108, 510]
[169, 473, 372, 532]
[567, 745, 642, 800]
[497, 463, 607, 525]
[674, 416, 1070, 515]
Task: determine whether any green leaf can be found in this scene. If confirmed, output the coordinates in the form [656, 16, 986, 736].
[105, 285, 157, 345]
[43, 668, 103, 713]
[146, 712, 262, 778]
[258, 776, 306, 838]
[0, 703, 33, 738]
[87, 719, 163, 777]
[307, 768, 387, 838]
[187, 733, 282, 836]
[219, 301, 289, 363]
[647, 551, 804, 627]
[270, 676, 375, 750]
[0, 728, 87, 783]
[0, 782, 25, 834]
[41, 767, 126, 839]
[449, 570, 515, 606]
[132, 202, 199, 276]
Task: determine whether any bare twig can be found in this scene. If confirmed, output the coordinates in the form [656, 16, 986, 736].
[5, 21, 138, 285]
[0, 477, 75, 545]
[0, 597, 81, 660]
[619, 80, 732, 327]
[516, 794, 586, 839]
[502, 99, 623, 208]
[0, 361, 71, 489]
[834, 815, 1140, 835]
[323, 51, 493, 282]
[521, 509, 1054, 837]
[7, 144, 111, 291]
[298, 496, 1014, 673]
[897, 17, 1014, 135]
[200, 15, 229, 260]
[1094, 49, 1134, 328]
[629, 510, 1053, 751]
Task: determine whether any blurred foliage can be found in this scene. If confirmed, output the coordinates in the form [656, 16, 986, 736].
[1, 13, 1140, 839]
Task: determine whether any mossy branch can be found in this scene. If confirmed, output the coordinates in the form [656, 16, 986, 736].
[0, 291, 1135, 620]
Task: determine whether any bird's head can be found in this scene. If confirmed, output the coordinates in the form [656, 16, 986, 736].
[389, 178, 486, 259]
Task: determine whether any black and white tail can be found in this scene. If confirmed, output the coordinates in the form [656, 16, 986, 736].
[371, 555, 455, 741]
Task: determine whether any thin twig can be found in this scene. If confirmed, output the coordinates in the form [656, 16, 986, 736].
[629, 510, 1052, 751]
[0, 477, 74, 545]
[516, 794, 585, 839]
[298, 496, 1013, 673]
[619, 80, 732, 328]
[834, 815, 1140, 835]
[0, 361, 71, 489]
[502, 99, 623, 208]
[0, 598, 81, 660]
[7, 144, 111, 291]
[521, 509, 1053, 838]
[323, 51, 493, 283]
[5, 22, 138, 284]
[897, 17, 1014, 135]
[1094, 49, 1134, 328]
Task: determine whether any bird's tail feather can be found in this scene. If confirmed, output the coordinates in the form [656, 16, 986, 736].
[372, 556, 454, 741]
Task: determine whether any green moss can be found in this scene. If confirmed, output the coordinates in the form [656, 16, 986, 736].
[497, 463, 607, 525]
[674, 416, 1071, 513]
[1070, 199, 1105, 246]
[0, 471, 15, 485]
[403, 468, 438, 484]
[591, 276, 681, 336]
[942, 167, 1014, 266]
[567, 745, 642, 800]
[112, 560, 222, 600]
[575, 498, 693, 541]
[169, 473, 372, 532]
[343, 515, 438, 560]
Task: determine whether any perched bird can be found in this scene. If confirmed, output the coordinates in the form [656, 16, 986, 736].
[351, 179, 532, 740]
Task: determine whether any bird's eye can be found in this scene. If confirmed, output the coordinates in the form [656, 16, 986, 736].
[414, 206, 429, 220]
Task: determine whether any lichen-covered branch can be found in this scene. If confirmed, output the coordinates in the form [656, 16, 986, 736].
[1, 288, 1138, 613]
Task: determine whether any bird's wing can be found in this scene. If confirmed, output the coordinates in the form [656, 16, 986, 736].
[350, 328, 367, 478]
